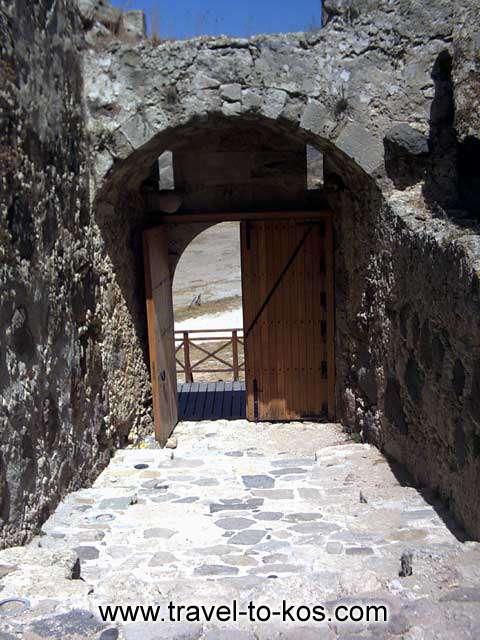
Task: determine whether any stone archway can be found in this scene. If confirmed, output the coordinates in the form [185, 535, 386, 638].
[92, 111, 385, 438]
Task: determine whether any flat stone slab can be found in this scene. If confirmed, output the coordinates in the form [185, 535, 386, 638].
[326, 542, 343, 554]
[149, 552, 177, 565]
[251, 490, 294, 500]
[254, 540, 291, 552]
[0, 632, 20, 640]
[210, 499, 264, 513]
[242, 475, 275, 489]
[99, 630, 119, 640]
[74, 546, 99, 561]
[227, 555, 258, 567]
[270, 467, 308, 476]
[250, 563, 300, 574]
[288, 522, 341, 535]
[345, 546, 374, 555]
[298, 488, 322, 500]
[98, 496, 134, 510]
[254, 512, 284, 521]
[194, 564, 239, 576]
[214, 517, 255, 530]
[158, 459, 204, 468]
[271, 458, 314, 467]
[150, 493, 180, 503]
[228, 530, 266, 545]
[142, 479, 167, 489]
[29, 610, 104, 639]
[284, 512, 323, 522]
[401, 508, 436, 520]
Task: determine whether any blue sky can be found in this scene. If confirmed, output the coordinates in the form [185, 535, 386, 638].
[112, 0, 322, 39]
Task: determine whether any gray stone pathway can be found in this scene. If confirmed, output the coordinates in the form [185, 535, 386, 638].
[1, 421, 480, 639]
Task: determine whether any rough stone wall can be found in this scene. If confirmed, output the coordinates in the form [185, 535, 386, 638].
[323, 2, 480, 541]
[327, 160, 480, 537]
[0, 0, 117, 548]
[452, 0, 480, 217]
[381, 200, 480, 538]
[452, 0, 480, 142]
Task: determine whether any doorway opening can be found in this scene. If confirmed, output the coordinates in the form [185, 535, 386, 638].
[172, 222, 246, 421]
[143, 211, 335, 445]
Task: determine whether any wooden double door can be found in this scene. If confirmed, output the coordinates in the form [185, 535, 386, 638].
[143, 213, 335, 445]
[240, 217, 334, 421]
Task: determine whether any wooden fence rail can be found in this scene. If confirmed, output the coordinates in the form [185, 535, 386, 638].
[175, 328, 244, 383]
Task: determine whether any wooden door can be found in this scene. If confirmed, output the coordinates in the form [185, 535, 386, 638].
[241, 216, 334, 422]
[143, 226, 178, 445]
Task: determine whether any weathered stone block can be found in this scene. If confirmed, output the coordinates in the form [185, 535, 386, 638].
[120, 11, 146, 40]
[336, 123, 384, 174]
[220, 83, 242, 102]
[384, 124, 429, 156]
[384, 124, 429, 188]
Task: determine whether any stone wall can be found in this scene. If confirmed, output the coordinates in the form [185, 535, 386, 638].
[453, 0, 480, 217]
[383, 201, 480, 538]
[327, 161, 480, 537]
[0, 0, 116, 548]
[452, 0, 480, 142]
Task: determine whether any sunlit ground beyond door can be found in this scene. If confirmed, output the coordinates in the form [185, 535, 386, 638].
[172, 222, 246, 420]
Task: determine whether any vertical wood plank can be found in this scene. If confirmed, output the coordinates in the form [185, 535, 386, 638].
[303, 223, 314, 416]
[232, 330, 239, 381]
[325, 214, 336, 420]
[143, 232, 162, 440]
[143, 226, 178, 445]
[266, 221, 278, 419]
[183, 332, 193, 382]
[258, 221, 269, 420]
[240, 222, 254, 420]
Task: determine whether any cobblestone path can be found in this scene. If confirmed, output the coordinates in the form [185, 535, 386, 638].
[1, 421, 480, 639]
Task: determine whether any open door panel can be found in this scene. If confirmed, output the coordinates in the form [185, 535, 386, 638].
[240, 216, 334, 422]
[143, 225, 178, 445]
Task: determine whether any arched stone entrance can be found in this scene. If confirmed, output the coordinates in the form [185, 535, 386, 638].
[93, 111, 385, 445]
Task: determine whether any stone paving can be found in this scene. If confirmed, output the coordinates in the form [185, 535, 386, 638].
[1, 421, 480, 639]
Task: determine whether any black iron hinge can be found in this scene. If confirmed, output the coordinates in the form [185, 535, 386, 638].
[253, 378, 259, 421]
[321, 361, 328, 379]
[246, 222, 252, 251]
[321, 320, 327, 339]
